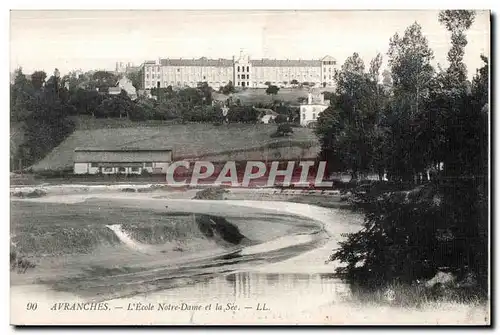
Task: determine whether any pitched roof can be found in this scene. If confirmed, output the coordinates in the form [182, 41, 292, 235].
[321, 55, 336, 62]
[250, 59, 321, 67]
[160, 57, 233, 67]
[152, 58, 323, 67]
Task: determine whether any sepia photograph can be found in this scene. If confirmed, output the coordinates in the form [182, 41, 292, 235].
[9, 9, 491, 325]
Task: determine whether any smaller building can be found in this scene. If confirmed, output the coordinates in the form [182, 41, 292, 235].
[254, 107, 278, 124]
[117, 77, 138, 100]
[299, 89, 330, 127]
[73, 147, 173, 175]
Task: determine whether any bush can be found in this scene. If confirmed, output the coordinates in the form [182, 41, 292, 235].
[10, 250, 36, 274]
[275, 114, 288, 124]
[193, 187, 229, 200]
[141, 169, 152, 177]
[11, 189, 47, 198]
[274, 123, 294, 137]
[330, 179, 488, 297]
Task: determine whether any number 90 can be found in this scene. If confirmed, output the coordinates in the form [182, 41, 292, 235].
[26, 302, 37, 311]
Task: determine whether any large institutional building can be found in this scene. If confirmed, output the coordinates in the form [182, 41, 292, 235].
[137, 52, 337, 90]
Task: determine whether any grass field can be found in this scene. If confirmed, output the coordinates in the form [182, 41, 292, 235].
[225, 87, 334, 105]
[32, 123, 319, 172]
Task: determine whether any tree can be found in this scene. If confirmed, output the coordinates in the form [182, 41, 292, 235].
[197, 81, 213, 105]
[274, 123, 293, 136]
[126, 70, 142, 90]
[290, 79, 299, 87]
[227, 106, 258, 123]
[30, 71, 47, 91]
[95, 90, 135, 119]
[264, 81, 271, 86]
[265, 85, 280, 96]
[438, 10, 476, 86]
[382, 69, 393, 93]
[220, 81, 235, 95]
[330, 17, 489, 299]
[14, 72, 76, 168]
[316, 52, 384, 180]
[275, 114, 288, 124]
[92, 71, 118, 91]
[385, 22, 435, 181]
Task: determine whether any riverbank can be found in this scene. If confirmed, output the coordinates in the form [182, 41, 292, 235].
[10, 186, 490, 325]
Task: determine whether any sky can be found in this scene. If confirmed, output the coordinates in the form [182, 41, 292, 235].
[10, 10, 490, 78]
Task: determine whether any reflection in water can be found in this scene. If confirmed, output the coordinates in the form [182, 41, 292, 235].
[160, 272, 351, 304]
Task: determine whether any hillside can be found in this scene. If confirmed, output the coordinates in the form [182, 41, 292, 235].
[32, 123, 319, 172]
[218, 87, 335, 105]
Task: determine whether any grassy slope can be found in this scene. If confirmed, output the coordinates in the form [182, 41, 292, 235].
[226, 87, 334, 105]
[23, 88, 329, 172]
[32, 122, 318, 172]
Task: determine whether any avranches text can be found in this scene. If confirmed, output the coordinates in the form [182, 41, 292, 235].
[50, 302, 110, 311]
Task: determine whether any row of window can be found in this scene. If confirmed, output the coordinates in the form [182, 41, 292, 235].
[323, 61, 336, 65]
[162, 68, 232, 74]
[90, 162, 153, 168]
[148, 65, 335, 73]
[237, 66, 250, 72]
[302, 113, 317, 120]
[146, 81, 231, 87]
[252, 74, 319, 79]
[146, 66, 161, 73]
[149, 68, 327, 77]
[147, 73, 320, 82]
[102, 167, 141, 173]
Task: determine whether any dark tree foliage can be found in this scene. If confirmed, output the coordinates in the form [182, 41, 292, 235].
[227, 106, 259, 123]
[274, 114, 288, 124]
[275, 123, 293, 136]
[95, 90, 135, 119]
[265, 85, 280, 96]
[12, 71, 76, 169]
[219, 81, 236, 95]
[325, 12, 489, 297]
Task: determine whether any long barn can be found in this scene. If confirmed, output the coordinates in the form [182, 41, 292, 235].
[73, 148, 173, 175]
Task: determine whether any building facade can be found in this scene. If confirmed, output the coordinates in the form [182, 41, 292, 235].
[299, 90, 330, 127]
[138, 52, 337, 90]
[115, 62, 140, 75]
[73, 148, 173, 175]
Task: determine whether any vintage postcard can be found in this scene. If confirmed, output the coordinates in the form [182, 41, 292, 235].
[10, 9, 490, 325]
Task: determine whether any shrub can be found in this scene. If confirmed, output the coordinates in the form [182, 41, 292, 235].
[277, 123, 294, 136]
[10, 251, 36, 274]
[275, 114, 288, 124]
[11, 189, 47, 198]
